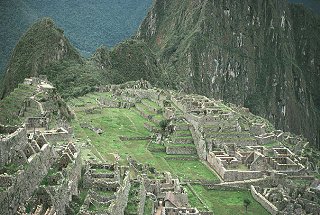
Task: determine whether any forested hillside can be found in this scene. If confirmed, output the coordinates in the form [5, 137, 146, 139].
[0, 0, 152, 74]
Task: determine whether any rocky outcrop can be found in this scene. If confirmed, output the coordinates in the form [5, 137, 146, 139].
[137, 0, 320, 148]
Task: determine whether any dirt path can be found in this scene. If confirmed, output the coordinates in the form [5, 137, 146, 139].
[154, 205, 163, 215]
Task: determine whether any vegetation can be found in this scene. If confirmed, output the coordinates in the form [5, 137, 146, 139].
[69, 93, 219, 181]
[1, 18, 82, 98]
[243, 198, 251, 213]
[124, 182, 140, 214]
[0, 0, 153, 73]
[167, 160, 219, 182]
[0, 84, 37, 125]
[190, 185, 270, 215]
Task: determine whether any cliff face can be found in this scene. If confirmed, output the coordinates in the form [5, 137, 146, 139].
[0, 18, 82, 98]
[137, 0, 320, 147]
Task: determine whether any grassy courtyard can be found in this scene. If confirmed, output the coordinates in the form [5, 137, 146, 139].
[190, 185, 270, 215]
[69, 93, 219, 181]
[167, 160, 219, 181]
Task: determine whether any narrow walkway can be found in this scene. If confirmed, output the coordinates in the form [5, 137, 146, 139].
[154, 205, 163, 215]
[30, 95, 45, 115]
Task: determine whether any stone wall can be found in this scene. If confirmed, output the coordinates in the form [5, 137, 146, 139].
[0, 125, 27, 165]
[46, 150, 82, 215]
[137, 181, 147, 215]
[0, 143, 56, 215]
[43, 128, 70, 144]
[164, 107, 175, 119]
[189, 125, 206, 160]
[108, 171, 131, 215]
[207, 152, 263, 182]
[166, 146, 197, 155]
[25, 117, 48, 130]
[126, 89, 158, 101]
[250, 185, 279, 215]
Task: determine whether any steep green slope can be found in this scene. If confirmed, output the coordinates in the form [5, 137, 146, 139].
[102, 40, 165, 86]
[137, 0, 320, 148]
[42, 40, 164, 98]
[0, 18, 83, 98]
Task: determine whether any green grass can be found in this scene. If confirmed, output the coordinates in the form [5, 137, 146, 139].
[0, 84, 37, 125]
[166, 144, 196, 149]
[136, 102, 154, 115]
[70, 93, 220, 181]
[141, 98, 160, 109]
[71, 96, 171, 171]
[73, 107, 153, 162]
[191, 185, 270, 215]
[175, 130, 192, 135]
[125, 182, 140, 214]
[96, 190, 115, 197]
[0, 163, 21, 175]
[93, 168, 114, 174]
[185, 186, 208, 211]
[263, 141, 282, 148]
[144, 197, 154, 214]
[167, 160, 219, 181]
[236, 164, 249, 171]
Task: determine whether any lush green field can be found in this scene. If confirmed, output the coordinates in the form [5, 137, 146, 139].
[167, 160, 219, 181]
[190, 185, 270, 215]
[69, 93, 219, 181]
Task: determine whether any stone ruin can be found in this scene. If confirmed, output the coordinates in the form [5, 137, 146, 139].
[0, 122, 81, 215]
[1, 79, 319, 215]
[78, 162, 130, 215]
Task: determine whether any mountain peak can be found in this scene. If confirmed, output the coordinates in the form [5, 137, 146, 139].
[0, 17, 82, 98]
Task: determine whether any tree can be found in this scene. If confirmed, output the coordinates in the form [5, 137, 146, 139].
[159, 119, 169, 131]
[243, 198, 251, 213]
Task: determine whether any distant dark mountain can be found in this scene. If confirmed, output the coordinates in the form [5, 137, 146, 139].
[0, 0, 152, 74]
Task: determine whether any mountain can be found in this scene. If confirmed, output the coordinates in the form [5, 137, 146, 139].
[0, 18, 83, 98]
[1, 0, 319, 149]
[0, 0, 152, 74]
[0, 17, 163, 99]
[137, 0, 320, 148]
[41, 40, 163, 98]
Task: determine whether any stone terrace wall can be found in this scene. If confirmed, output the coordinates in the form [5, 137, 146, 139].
[224, 170, 262, 182]
[47, 150, 82, 214]
[137, 181, 147, 215]
[0, 126, 27, 165]
[108, 172, 131, 215]
[250, 186, 279, 215]
[190, 126, 206, 160]
[0, 143, 56, 215]
[43, 128, 70, 144]
[207, 152, 263, 182]
[166, 146, 197, 155]
[125, 89, 158, 101]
